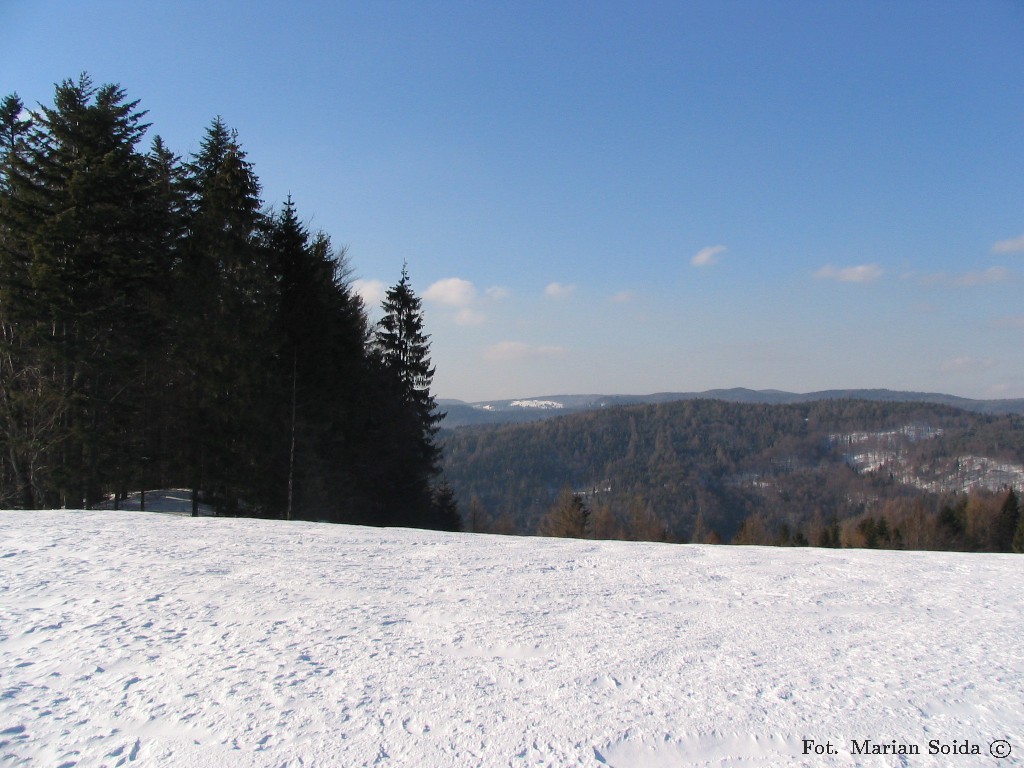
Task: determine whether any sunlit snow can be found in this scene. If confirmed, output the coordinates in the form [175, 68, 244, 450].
[1, 510, 1021, 767]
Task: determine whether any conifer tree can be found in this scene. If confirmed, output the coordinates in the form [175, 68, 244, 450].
[0, 94, 32, 178]
[0, 76, 167, 506]
[370, 265, 443, 526]
[994, 488, 1020, 553]
[266, 199, 372, 521]
[133, 135, 189, 497]
[0, 93, 37, 505]
[1013, 506, 1024, 554]
[376, 264, 439, 423]
[429, 480, 462, 532]
[179, 117, 276, 515]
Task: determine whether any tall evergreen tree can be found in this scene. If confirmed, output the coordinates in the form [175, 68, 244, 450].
[0, 75, 167, 507]
[136, 135, 189, 497]
[429, 480, 462, 532]
[1013, 503, 1024, 554]
[268, 197, 310, 520]
[0, 93, 36, 505]
[994, 488, 1020, 552]
[376, 264, 438, 413]
[266, 198, 372, 521]
[0, 94, 32, 179]
[370, 265, 443, 526]
[178, 117, 276, 515]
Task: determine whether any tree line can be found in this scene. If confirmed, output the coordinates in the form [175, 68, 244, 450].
[0, 75, 457, 529]
[469, 471, 1024, 554]
[730, 486, 1024, 553]
[443, 397, 1024, 550]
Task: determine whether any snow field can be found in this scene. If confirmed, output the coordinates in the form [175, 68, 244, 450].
[1, 510, 1022, 767]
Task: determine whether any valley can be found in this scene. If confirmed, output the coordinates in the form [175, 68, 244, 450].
[440, 395, 1024, 547]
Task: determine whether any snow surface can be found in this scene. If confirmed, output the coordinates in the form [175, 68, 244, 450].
[1, 510, 1022, 767]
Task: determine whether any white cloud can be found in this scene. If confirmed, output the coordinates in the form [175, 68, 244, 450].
[544, 282, 575, 299]
[353, 278, 386, 306]
[483, 341, 566, 362]
[424, 277, 477, 307]
[691, 245, 727, 267]
[454, 308, 486, 326]
[485, 286, 510, 301]
[991, 234, 1024, 254]
[609, 290, 635, 303]
[814, 263, 884, 284]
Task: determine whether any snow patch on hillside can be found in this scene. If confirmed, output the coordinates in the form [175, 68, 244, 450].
[830, 425, 1024, 492]
[510, 399, 564, 409]
[1, 510, 1021, 767]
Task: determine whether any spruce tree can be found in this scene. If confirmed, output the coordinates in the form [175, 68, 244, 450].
[370, 265, 443, 527]
[266, 199, 372, 521]
[0, 94, 32, 178]
[1013, 506, 1024, 554]
[179, 117, 276, 515]
[377, 264, 439, 421]
[995, 488, 1020, 552]
[0, 75, 167, 507]
[0, 93, 34, 505]
[429, 480, 462, 532]
[133, 135, 189, 497]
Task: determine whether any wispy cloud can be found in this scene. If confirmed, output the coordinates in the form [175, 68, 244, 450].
[544, 282, 575, 299]
[483, 341, 566, 362]
[424, 277, 477, 307]
[485, 286, 510, 301]
[814, 263, 884, 284]
[353, 278, 387, 306]
[609, 290, 636, 303]
[941, 356, 997, 373]
[953, 267, 1012, 286]
[991, 234, 1024, 254]
[691, 244, 727, 267]
[454, 308, 486, 326]
[913, 267, 1013, 287]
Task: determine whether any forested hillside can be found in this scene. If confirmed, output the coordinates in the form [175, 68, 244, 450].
[439, 388, 1024, 428]
[0, 76, 454, 529]
[441, 398, 1024, 549]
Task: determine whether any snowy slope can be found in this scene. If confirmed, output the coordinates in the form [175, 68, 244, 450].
[1, 511, 1022, 767]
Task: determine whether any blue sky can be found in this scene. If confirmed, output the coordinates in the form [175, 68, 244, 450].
[3, 1, 1023, 401]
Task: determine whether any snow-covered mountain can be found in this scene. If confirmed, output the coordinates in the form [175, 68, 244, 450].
[2, 510, 1021, 767]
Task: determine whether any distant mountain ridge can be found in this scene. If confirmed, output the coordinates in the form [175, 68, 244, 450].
[438, 388, 1024, 428]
